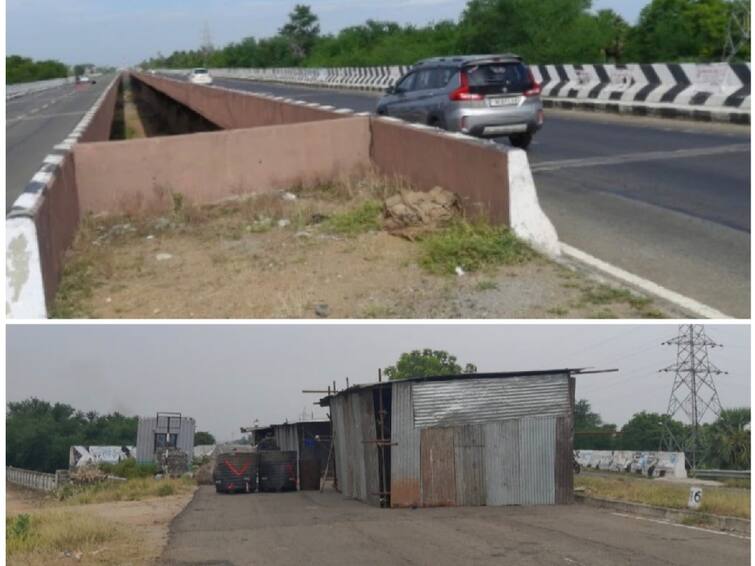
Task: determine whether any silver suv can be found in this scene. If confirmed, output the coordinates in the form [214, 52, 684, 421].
[376, 54, 543, 149]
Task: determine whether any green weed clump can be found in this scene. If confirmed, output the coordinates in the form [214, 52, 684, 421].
[324, 201, 382, 236]
[419, 221, 534, 275]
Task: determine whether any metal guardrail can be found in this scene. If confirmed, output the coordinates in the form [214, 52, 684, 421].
[690, 469, 750, 480]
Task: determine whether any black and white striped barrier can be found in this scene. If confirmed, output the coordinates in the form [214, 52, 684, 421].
[158, 62, 750, 124]
[531, 63, 750, 124]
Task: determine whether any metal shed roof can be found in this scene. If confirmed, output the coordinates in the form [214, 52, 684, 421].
[319, 368, 591, 407]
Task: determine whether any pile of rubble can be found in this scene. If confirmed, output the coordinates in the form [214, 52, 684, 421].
[69, 465, 107, 485]
[383, 186, 462, 239]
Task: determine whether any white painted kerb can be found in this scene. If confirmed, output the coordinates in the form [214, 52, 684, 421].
[507, 148, 560, 257]
[6, 217, 47, 318]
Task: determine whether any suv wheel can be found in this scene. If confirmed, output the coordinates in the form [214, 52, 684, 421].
[509, 133, 533, 150]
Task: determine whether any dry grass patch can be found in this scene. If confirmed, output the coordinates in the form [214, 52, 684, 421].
[57, 477, 195, 506]
[6, 510, 128, 565]
[51, 174, 670, 319]
[576, 474, 749, 519]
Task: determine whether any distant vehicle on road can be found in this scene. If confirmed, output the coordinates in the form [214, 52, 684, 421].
[189, 68, 213, 85]
[376, 54, 543, 149]
[76, 75, 95, 84]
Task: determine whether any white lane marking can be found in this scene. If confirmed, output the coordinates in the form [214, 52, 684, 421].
[610, 512, 749, 540]
[531, 143, 750, 172]
[560, 243, 730, 319]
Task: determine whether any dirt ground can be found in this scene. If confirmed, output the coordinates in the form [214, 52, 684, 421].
[159, 486, 749, 566]
[53, 184, 675, 319]
[6, 482, 196, 565]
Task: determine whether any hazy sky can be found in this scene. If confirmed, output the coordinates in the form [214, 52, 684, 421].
[6, 0, 650, 67]
[6, 324, 749, 442]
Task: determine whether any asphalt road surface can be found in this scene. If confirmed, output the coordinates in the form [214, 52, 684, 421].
[5, 74, 114, 210]
[188, 76, 750, 317]
[160, 487, 749, 566]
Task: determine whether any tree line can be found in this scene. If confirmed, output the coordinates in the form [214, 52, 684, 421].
[142, 0, 750, 71]
[6, 398, 215, 473]
[6, 55, 70, 84]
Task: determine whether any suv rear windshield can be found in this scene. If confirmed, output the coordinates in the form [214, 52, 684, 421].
[193, 68, 208, 74]
[464, 62, 530, 94]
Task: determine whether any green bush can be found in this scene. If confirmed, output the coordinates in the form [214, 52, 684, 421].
[324, 201, 382, 236]
[99, 459, 157, 479]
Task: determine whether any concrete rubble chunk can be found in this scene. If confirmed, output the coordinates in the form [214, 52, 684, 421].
[383, 186, 462, 239]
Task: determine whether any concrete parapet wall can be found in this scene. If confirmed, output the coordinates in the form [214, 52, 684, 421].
[369, 118, 510, 224]
[6, 77, 76, 100]
[132, 71, 342, 129]
[575, 450, 687, 479]
[75, 116, 373, 214]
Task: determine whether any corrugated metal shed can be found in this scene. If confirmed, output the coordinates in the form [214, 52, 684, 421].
[325, 369, 577, 509]
[136, 416, 195, 464]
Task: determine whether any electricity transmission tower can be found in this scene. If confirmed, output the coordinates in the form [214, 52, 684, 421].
[200, 20, 214, 65]
[723, 1, 750, 62]
[659, 325, 726, 471]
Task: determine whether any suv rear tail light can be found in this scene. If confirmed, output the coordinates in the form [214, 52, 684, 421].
[449, 71, 483, 101]
[524, 69, 541, 97]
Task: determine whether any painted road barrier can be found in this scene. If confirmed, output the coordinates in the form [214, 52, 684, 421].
[155, 61, 750, 124]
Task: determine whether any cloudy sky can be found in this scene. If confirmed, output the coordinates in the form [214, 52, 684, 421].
[7, 0, 650, 67]
[6, 324, 749, 442]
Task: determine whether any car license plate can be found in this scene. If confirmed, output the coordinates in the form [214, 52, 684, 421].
[488, 96, 519, 107]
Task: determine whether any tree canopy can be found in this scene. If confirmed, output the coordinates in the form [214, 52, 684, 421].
[384, 349, 477, 381]
[6, 398, 138, 473]
[142, 0, 749, 70]
[194, 431, 216, 446]
[7, 55, 69, 84]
